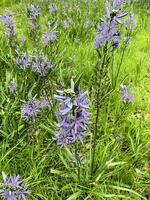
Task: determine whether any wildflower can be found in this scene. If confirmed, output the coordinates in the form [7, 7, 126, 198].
[95, 0, 129, 49]
[43, 31, 57, 46]
[125, 14, 136, 31]
[0, 13, 15, 36]
[27, 4, 40, 20]
[16, 55, 30, 70]
[22, 100, 40, 121]
[95, 19, 120, 49]
[0, 172, 29, 200]
[55, 80, 90, 147]
[40, 96, 51, 108]
[49, 5, 58, 15]
[8, 82, 17, 93]
[120, 85, 133, 103]
[63, 18, 73, 30]
[33, 56, 53, 77]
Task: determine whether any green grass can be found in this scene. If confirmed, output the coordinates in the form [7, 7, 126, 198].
[0, 0, 150, 199]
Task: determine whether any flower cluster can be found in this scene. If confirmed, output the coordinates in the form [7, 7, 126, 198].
[16, 55, 30, 70]
[63, 18, 73, 30]
[95, 19, 121, 49]
[0, 172, 29, 200]
[55, 80, 90, 147]
[8, 82, 17, 93]
[33, 56, 53, 77]
[49, 5, 58, 15]
[43, 31, 57, 46]
[27, 4, 40, 30]
[120, 85, 133, 103]
[22, 97, 50, 121]
[0, 13, 15, 36]
[95, 0, 128, 49]
[16, 53, 52, 76]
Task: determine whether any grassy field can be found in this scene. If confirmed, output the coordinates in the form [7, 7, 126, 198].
[0, 0, 150, 199]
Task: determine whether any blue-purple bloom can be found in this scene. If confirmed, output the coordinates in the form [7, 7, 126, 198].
[27, 4, 40, 31]
[27, 4, 40, 20]
[95, 0, 129, 49]
[8, 82, 17, 93]
[0, 172, 29, 200]
[16, 55, 30, 70]
[33, 57, 53, 77]
[22, 100, 41, 121]
[95, 19, 121, 49]
[63, 18, 73, 30]
[49, 5, 58, 15]
[55, 80, 90, 147]
[125, 14, 136, 32]
[22, 97, 50, 121]
[0, 13, 15, 36]
[120, 85, 133, 103]
[43, 31, 57, 46]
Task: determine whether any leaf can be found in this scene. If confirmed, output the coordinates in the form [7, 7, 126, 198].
[66, 191, 82, 200]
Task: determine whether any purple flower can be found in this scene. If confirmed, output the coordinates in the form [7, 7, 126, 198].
[43, 31, 57, 46]
[0, 13, 15, 36]
[49, 5, 58, 15]
[27, 4, 40, 20]
[33, 56, 53, 77]
[40, 96, 51, 108]
[113, 0, 128, 9]
[0, 172, 29, 200]
[55, 80, 90, 147]
[16, 55, 30, 70]
[63, 18, 73, 30]
[22, 100, 40, 121]
[125, 14, 136, 31]
[95, 19, 120, 49]
[8, 82, 17, 93]
[120, 85, 133, 103]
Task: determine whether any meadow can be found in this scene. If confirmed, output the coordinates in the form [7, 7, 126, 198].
[0, 0, 150, 199]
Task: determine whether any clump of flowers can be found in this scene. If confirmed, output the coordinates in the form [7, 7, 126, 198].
[55, 80, 90, 147]
[120, 85, 133, 103]
[22, 97, 50, 122]
[27, 4, 40, 30]
[43, 31, 57, 46]
[95, 0, 129, 49]
[0, 172, 29, 200]
[49, 5, 58, 15]
[63, 18, 73, 30]
[16, 55, 30, 70]
[8, 82, 17, 93]
[32, 56, 53, 77]
[0, 12, 15, 36]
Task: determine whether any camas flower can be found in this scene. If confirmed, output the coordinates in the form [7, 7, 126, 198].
[27, 4, 40, 20]
[120, 85, 133, 103]
[22, 100, 41, 121]
[125, 14, 136, 32]
[0, 13, 15, 36]
[95, 19, 121, 49]
[43, 31, 57, 46]
[95, 0, 129, 49]
[55, 80, 90, 147]
[16, 55, 30, 70]
[22, 97, 50, 121]
[0, 172, 29, 200]
[33, 56, 53, 77]
[49, 5, 58, 15]
[63, 18, 73, 30]
[8, 82, 17, 93]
